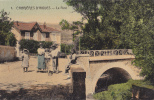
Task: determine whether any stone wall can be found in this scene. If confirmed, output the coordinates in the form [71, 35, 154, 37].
[0, 45, 16, 62]
[132, 85, 154, 100]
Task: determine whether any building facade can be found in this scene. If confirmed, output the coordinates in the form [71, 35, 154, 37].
[11, 21, 61, 51]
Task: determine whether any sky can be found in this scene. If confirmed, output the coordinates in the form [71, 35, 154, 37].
[0, 0, 82, 24]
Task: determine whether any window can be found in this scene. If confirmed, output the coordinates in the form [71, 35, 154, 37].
[33, 32, 38, 41]
[25, 32, 30, 39]
[52, 33, 56, 42]
[46, 33, 49, 38]
[41, 33, 46, 41]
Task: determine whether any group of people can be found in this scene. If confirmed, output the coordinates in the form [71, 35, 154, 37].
[21, 43, 78, 79]
[21, 43, 59, 74]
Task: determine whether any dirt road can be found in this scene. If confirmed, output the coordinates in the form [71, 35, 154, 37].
[0, 56, 71, 92]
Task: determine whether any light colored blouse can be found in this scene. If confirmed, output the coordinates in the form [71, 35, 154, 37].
[37, 48, 45, 55]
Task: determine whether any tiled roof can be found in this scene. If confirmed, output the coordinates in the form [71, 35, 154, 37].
[13, 21, 59, 32]
[39, 25, 59, 32]
[14, 21, 37, 31]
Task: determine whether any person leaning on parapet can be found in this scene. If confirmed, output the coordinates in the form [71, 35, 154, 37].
[21, 49, 30, 72]
[50, 44, 59, 74]
[64, 49, 77, 77]
[37, 43, 46, 70]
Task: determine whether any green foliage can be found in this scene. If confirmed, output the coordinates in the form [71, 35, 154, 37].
[19, 39, 39, 53]
[62, 0, 154, 83]
[19, 39, 53, 53]
[80, 30, 120, 50]
[94, 83, 132, 100]
[129, 80, 154, 89]
[59, 19, 71, 30]
[109, 0, 154, 82]
[39, 41, 53, 48]
[62, 0, 122, 50]
[97, 1, 154, 83]
[59, 19, 83, 42]
[61, 43, 73, 55]
[132, 17, 154, 83]
[7, 32, 17, 46]
[93, 80, 154, 100]
[0, 9, 16, 46]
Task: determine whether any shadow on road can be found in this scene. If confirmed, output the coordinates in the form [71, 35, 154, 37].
[0, 84, 74, 100]
[27, 70, 35, 72]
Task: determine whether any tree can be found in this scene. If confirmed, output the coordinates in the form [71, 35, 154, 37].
[0, 9, 16, 46]
[61, 0, 154, 82]
[61, 43, 73, 54]
[61, 0, 122, 50]
[132, 17, 154, 82]
[59, 19, 83, 51]
[109, 0, 154, 82]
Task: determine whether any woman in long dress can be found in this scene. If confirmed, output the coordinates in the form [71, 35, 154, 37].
[37, 44, 46, 70]
[21, 49, 29, 72]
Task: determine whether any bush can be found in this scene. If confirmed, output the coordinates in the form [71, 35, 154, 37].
[19, 39, 53, 53]
[94, 83, 132, 100]
[0, 30, 16, 47]
[40, 41, 53, 48]
[93, 80, 154, 100]
[61, 43, 73, 55]
[7, 32, 17, 46]
[19, 39, 39, 53]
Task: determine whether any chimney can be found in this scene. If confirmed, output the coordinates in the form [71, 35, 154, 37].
[17, 21, 19, 26]
[44, 22, 46, 29]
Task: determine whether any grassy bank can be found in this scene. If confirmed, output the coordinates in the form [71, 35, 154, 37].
[93, 79, 154, 100]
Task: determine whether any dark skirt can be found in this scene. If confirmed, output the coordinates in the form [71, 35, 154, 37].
[37, 55, 46, 69]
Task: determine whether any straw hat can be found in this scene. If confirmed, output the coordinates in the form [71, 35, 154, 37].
[23, 49, 29, 53]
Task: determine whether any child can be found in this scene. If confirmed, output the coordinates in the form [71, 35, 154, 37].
[45, 48, 52, 75]
[21, 49, 30, 72]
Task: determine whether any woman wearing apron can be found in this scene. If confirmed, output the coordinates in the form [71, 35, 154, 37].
[21, 49, 30, 72]
[37, 43, 46, 70]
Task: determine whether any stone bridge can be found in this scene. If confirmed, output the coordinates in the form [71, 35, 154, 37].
[70, 49, 143, 100]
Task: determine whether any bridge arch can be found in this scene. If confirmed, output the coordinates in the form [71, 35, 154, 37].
[91, 62, 140, 93]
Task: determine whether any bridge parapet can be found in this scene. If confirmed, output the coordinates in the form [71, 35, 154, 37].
[77, 49, 133, 57]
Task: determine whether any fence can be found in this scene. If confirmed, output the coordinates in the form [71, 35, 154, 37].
[77, 49, 133, 57]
